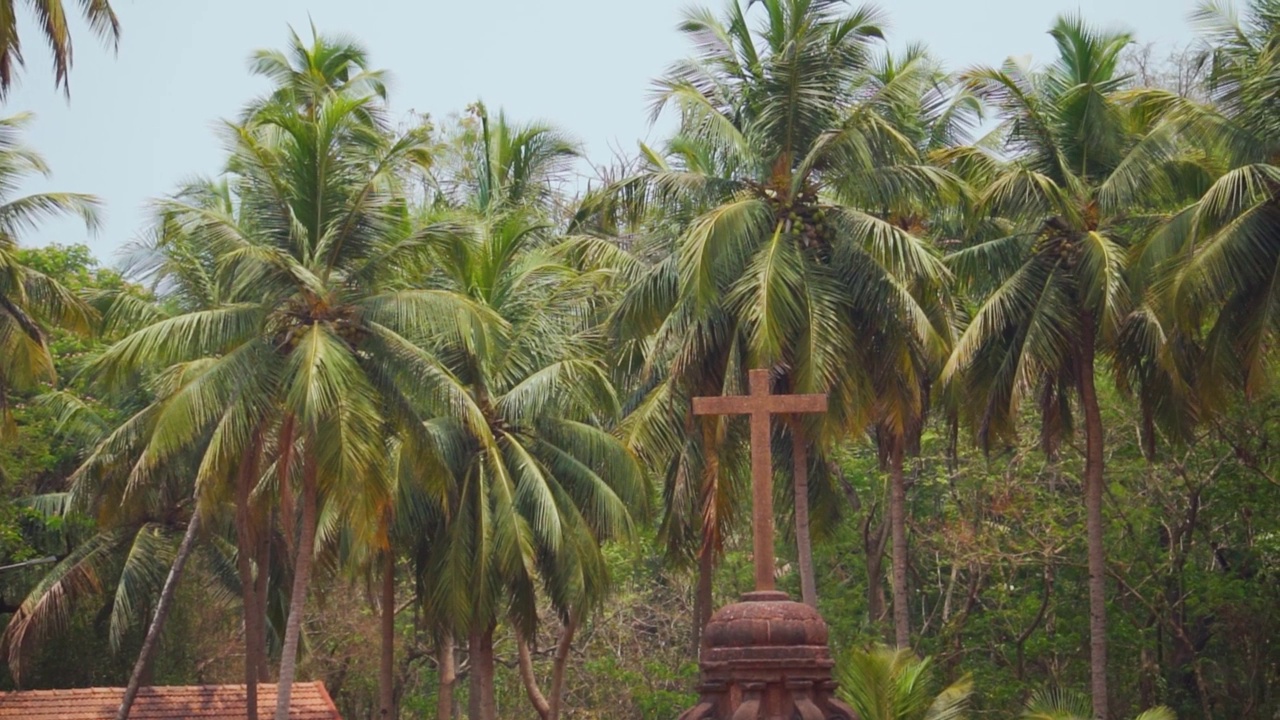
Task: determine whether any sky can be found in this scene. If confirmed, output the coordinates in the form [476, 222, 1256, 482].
[8, 0, 1203, 264]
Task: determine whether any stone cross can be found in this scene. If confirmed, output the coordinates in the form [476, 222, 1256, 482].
[692, 368, 827, 592]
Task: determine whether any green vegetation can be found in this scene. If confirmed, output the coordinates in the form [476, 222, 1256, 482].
[1, 1, 1279, 719]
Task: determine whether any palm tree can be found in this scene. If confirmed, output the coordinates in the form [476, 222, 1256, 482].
[437, 101, 579, 215]
[1021, 688, 1173, 720]
[0, 0, 119, 98]
[0, 112, 100, 434]
[940, 16, 1173, 718]
[84, 51, 482, 720]
[609, 0, 954, 644]
[835, 645, 972, 720]
[247, 24, 388, 114]
[406, 109, 644, 720]
[1132, 0, 1280, 406]
[405, 212, 644, 720]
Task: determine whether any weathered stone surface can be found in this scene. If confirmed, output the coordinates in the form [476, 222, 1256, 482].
[678, 591, 857, 720]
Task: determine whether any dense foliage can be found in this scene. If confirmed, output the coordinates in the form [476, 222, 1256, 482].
[0, 1, 1278, 719]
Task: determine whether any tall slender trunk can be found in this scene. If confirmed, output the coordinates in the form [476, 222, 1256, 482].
[253, 523, 271, 683]
[864, 515, 889, 630]
[274, 455, 318, 720]
[468, 624, 497, 720]
[516, 615, 578, 720]
[234, 442, 263, 720]
[548, 617, 576, 720]
[517, 632, 551, 720]
[277, 416, 297, 558]
[792, 424, 817, 608]
[379, 549, 396, 719]
[116, 511, 201, 720]
[889, 436, 911, 649]
[435, 633, 455, 720]
[1076, 314, 1109, 720]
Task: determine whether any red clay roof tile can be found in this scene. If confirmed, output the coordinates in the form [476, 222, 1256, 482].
[0, 681, 341, 719]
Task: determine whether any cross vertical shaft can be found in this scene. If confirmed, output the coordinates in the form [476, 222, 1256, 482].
[692, 368, 827, 593]
[747, 370, 775, 591]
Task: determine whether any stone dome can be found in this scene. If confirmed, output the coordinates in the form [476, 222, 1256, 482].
[702, 591, 830, 650]
[679, 590, 857, 720]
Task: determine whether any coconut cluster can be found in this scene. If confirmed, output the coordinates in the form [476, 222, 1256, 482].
[765, 189, 835, 251]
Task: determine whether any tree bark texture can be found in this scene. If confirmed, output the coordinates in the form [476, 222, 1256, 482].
[435, 633, 455, 720]
[467, 624, 498, 720]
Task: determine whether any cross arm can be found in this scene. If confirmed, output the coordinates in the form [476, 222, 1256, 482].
[691, 394, 827, 416]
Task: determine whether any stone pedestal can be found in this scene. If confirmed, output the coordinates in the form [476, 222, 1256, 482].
[678, 591, 857, 720]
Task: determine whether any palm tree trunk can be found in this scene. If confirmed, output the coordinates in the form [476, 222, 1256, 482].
[1076, 315, 1109, 720]
[274, 455, 318, 720]
[253, 525, 271, 683]
[437, 630, 458, 712]
[792, 424, 817, 608]
[516, 631, 551, 719]
[435, 632, 455, 720]
[864, 515, 889, 630]
[468, 624, 497, 720]
[234, 445, 263, 720]
[889, 435, 911, 649]
[379, 549, 396, 719]
[115, 511, 201, 720]
[547, 616, 576, 720]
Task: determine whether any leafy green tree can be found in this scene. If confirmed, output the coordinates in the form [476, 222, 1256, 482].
[0, 0, 119, 98]
[0, 113, 100, 435]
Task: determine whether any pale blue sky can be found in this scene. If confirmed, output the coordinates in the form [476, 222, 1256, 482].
[8, 0, 1201, 262]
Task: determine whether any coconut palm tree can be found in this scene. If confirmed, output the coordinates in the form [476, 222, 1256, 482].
[1133, 0, 1280, 406]
[247, 24, 388, 115]
[402, 207, 645, 720]
[940, 16, 1175, 718]
[0, 0, 119, 98]
[83, 63, 485, 720]
[607, 0, 955, 646]
[0, 113, 100, 434]
[435, 101, 579, 216]
[401, 108, 643, 720]
[835, 645, 972, 720]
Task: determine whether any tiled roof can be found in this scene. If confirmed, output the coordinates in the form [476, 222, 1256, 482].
[0, 681, 341, 719]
